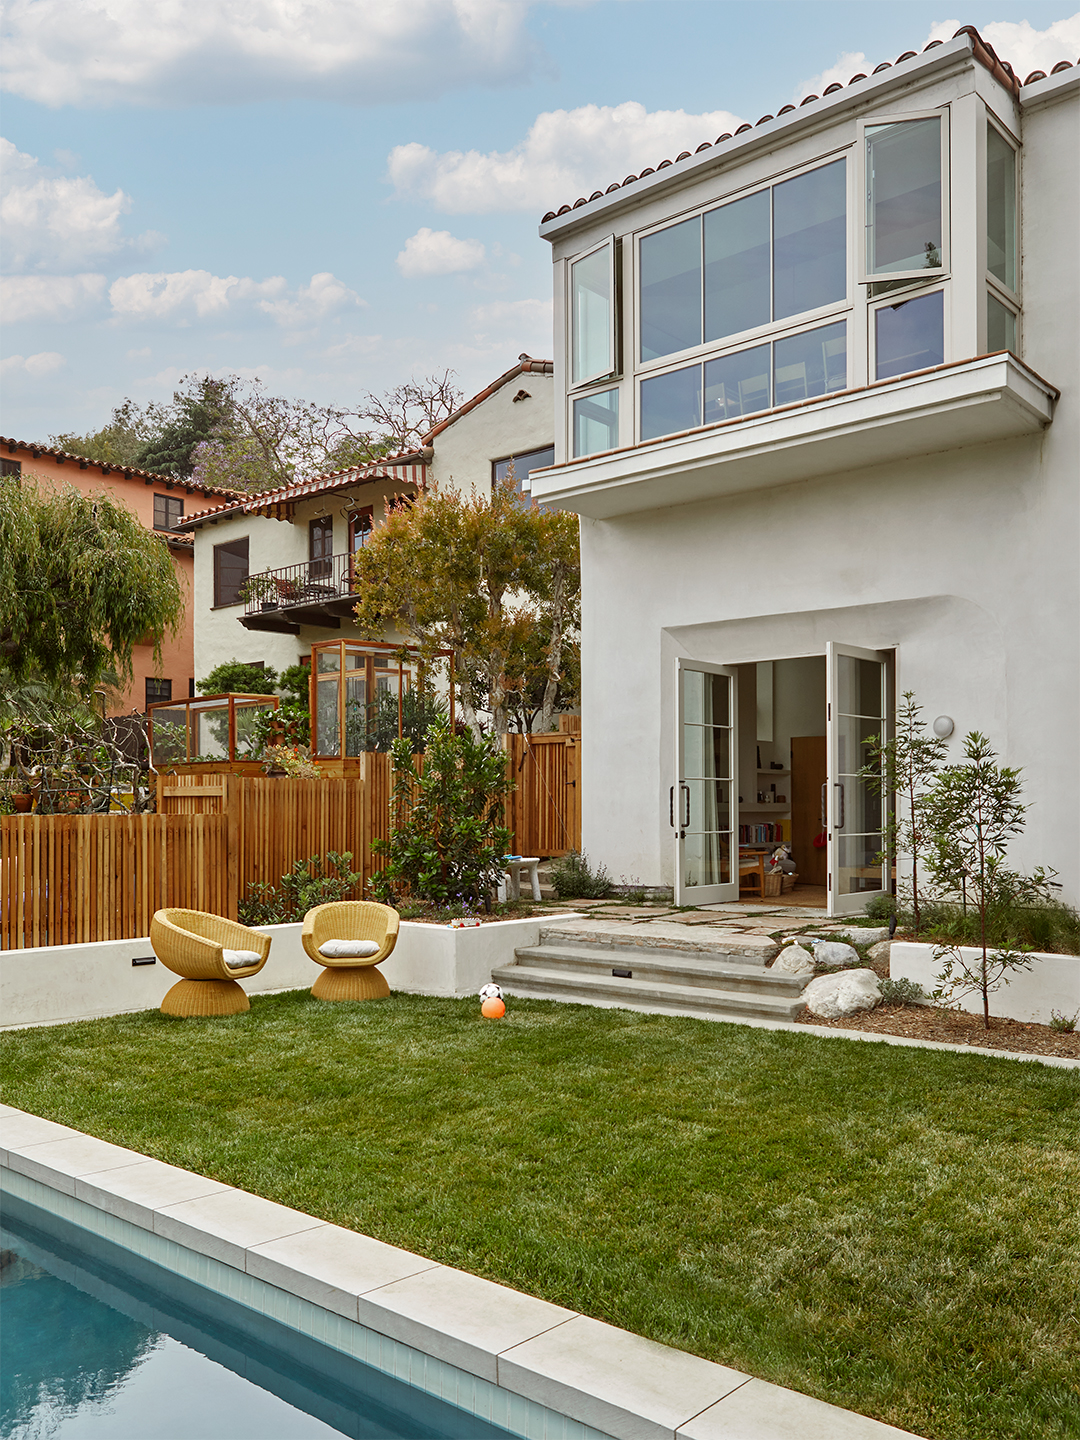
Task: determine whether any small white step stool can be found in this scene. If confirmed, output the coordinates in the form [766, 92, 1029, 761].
[497, 856, 542, 902]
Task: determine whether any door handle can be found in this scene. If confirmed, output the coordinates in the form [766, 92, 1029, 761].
[681, 783, 691, 829]
[834, 782, 845, 829]
[669, 786, 675, 829]
[820, 782, 828, 828]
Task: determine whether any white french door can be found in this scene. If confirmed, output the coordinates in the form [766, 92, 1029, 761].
[674, 659, 739, 905]
[826, 642, 890, 916]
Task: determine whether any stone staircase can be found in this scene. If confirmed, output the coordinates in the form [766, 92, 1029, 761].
[492, 918, 810, 1024]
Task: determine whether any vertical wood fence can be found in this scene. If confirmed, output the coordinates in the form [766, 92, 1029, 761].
[1, 731, 581, 949]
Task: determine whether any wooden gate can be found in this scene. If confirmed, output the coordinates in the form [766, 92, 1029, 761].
[504, 731, 581, 857]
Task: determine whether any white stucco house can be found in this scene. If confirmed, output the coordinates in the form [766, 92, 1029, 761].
[530, 27, 1078, 913]
[173, 357, 554, 760]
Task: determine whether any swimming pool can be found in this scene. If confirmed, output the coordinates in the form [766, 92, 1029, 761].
[1, 1194, 515, 1440]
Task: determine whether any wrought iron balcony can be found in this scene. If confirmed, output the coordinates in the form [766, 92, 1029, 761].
[239, 552, 362, 634]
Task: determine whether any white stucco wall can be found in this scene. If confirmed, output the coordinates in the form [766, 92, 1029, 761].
[429, 371, 554, 498]
[553, 69, 1079, 903]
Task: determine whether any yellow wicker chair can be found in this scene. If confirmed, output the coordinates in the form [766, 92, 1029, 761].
[302, 901, 399, 1001]
[150, 908, 271, 1018]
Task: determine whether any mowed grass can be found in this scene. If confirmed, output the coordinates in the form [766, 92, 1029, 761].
[2, 992, 1078, 1440]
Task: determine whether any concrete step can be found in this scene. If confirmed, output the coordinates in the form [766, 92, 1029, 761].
[513, 944, 807, 998]
[491, 964, 808, 1022]
[538, 918, 779, 965]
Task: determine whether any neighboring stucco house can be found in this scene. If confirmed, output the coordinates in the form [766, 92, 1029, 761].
[174, 357, 554, 755]
[530, 28, 1078, 913]
[1, 436, 237, 714]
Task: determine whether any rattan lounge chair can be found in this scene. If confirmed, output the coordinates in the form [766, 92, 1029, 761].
[150, 908, 271, 1017]
[302, 901, 399, 1001]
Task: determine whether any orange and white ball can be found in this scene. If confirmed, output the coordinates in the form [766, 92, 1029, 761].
[479, 983, 505, 1019]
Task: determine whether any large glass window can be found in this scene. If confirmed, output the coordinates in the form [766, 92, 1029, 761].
[213, 537, 248, 607]
[987, 292, 1017, 353]
[573, 388, 619, 456]
[640, 217, 701, 361]
[704, 344, 770, 424]
[641, 321, 847, 441]
[640, 160, 847, 364]
[986, 123, 1016, 292]
[773, 160, 847, 319]
[866, 117, 943, 276]
[875, 290, 944, 379]
[572, 244, 613, 383]
[493, 445, 555, 502]
[704, 189, 770, 345]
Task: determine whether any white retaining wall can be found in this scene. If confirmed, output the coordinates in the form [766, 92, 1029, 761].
[0, 917, 565, 1030]
[890, 942, 1080, 1026]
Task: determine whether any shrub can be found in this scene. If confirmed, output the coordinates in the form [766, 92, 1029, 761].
[1049, 1010, 1078, 1033]
[238, 851, 361, 925]
[549, 850, 612, 899]
[368, 720, 513, 910]
[261, 743, 321, 778]
[865, 894, 897, 922]
[879, 977, 926, 1006]
[198, 660, 277, 696]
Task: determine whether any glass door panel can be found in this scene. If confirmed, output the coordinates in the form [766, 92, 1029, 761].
[826, 642, 889, 915]
[675, 661, 738, 905]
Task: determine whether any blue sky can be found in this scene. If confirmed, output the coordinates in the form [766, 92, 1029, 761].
[2, 1, 1077, 440]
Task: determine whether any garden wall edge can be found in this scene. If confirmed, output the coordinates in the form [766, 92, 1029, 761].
[890, 942, 1079, 1025]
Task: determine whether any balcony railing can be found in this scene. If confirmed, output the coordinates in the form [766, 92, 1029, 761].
[240, 552, 363, 633]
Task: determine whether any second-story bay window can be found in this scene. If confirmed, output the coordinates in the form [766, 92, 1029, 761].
[574, 388, 619, 456]
[986, 124, 1016, 291]
[640, 159, 847, 365]
[865, 116, 944, 278]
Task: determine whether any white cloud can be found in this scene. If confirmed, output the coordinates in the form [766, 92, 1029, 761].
[0, 350, 66, 377]
[107, 268, 363, 327]
[794, 17, 1080, 102]
[793, 51, 869, 103]
[258, 271, 367, 326]
[0, 272, 106, 322]
[397, 228, 486, 278]
[924, 16, 1080, 79]
[468, 297, 553, 354]
[0, 137, 162, 272]
[387, 100, 745, 214]
[0, 0, 540, 107]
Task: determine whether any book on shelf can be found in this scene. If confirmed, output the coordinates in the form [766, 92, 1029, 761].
[738, 820, 790, 845]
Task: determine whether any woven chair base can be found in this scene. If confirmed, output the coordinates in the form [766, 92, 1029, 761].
[311, 965, 390, 1002]
[161, 978, 250, 1018]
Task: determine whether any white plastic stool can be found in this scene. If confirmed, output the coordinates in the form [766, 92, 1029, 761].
[500, 856, 541, 902]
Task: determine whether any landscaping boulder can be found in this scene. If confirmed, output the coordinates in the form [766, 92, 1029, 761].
[802, 968, 882, 1019]
[867, 940, 892, 966]
[770, 943, 815, 977]
[810, 939, 861, 967]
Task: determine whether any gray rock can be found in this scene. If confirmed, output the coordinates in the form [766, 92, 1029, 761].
[867, 940, 892, 965]
[770, 943, 815, 976]
[802, 968, 882, 1019]
[810, 939, 861, 967]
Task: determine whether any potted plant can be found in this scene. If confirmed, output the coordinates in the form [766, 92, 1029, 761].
[238, 574, 279, 610]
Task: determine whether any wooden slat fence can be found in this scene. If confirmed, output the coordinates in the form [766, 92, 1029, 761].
[2, 735, 582, 949]
[1, 814, 231, 950]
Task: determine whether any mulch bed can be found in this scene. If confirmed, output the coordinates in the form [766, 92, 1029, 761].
[798, 1002, 1080, 1058]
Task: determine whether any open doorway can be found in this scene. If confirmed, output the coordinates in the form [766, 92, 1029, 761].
[673, 646, 892, 913]
[737, 656, 827, 908]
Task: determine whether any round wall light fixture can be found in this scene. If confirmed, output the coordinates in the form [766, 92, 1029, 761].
[932, 715, 955, 738]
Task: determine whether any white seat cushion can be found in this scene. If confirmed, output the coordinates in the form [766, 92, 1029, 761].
[319, 939, 381, 960]
[222, 948, 262, 970]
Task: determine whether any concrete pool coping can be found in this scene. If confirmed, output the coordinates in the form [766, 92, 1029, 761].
[0, 1104, 919, 1440]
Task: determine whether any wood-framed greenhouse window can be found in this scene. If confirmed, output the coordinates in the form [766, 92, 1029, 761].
[147, 693, 279, 766]
[309, 639, 455, 759]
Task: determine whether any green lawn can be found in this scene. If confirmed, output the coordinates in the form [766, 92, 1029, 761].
[2, 992, 1078, 1440]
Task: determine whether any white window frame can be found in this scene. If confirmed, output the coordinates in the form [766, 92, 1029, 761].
[568, 235, 619, 390]
[570, 384, 622, 459]
[857, 107, 951, 285]
[984, 109, 1021, 309]
[867, 280, 950, 383]
[632, 150, 853, 378]
[636, 312, 852, 444]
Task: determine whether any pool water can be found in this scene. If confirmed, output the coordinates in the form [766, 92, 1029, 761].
[0, 1197, 514, 1440]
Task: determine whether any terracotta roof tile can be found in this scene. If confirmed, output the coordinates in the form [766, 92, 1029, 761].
[539, 28, 1076, 224]
[0, 436, 241, 498]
